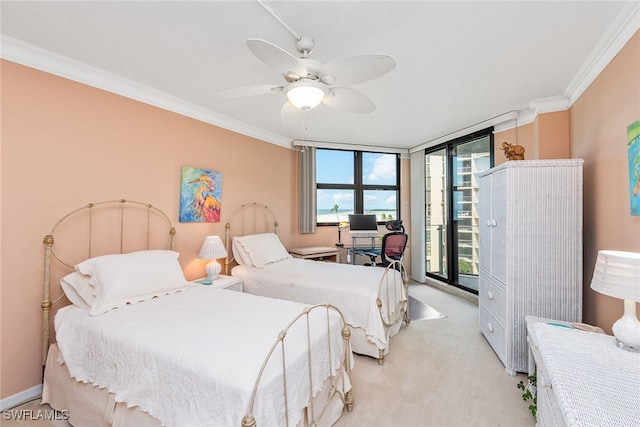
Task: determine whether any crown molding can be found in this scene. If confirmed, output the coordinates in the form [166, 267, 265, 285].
[565, 1, 640, 106]
[0, 35, 292, 149]
[2, 2, 637, 151]
[529, 95, 571, 114]
[435, 3, 639, 139]
[492, 108, 540, 133]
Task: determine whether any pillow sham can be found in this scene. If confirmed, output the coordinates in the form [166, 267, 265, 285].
[233, 233, 291, 268]
[232, 238, 250, 266]
[75, 250, 190, 316]
[60, 271, 95, 310]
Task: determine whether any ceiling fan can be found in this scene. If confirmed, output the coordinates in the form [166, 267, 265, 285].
[214, 35, 397, 122]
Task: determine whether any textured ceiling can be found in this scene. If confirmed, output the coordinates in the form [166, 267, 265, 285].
[1, 1, 635, 151]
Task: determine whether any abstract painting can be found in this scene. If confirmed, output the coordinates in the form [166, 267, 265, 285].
[628, 120, 640, 216]
[179, 166, 222, 222]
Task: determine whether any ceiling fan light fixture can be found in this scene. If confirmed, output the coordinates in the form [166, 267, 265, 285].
[285, 81, 325, 111]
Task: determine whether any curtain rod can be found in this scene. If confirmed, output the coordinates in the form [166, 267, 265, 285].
[292, 139, 409, 155]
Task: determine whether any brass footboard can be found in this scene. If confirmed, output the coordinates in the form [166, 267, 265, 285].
[241, 304, 353, 427]
[375, 260, 409, 365]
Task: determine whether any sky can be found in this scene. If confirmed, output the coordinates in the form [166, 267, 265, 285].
[316, 150, 397, 212]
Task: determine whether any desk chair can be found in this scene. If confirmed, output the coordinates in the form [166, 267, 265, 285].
[362, 220, 408, 268]
[380, 230, 408, 267]
[363, 220, 410, 325]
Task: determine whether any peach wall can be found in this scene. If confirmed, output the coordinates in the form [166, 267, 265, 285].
[0, 60, 411, 399]
[494, 112, 570, 165]
[537, 110, 571, 160]
[570, 31, 640, 331]
[0, 60, 303, 399]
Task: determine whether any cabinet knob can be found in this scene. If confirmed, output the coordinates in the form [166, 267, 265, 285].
[491, 220, 497, 227]
[487, 322, 494, 333]
[487, 290, 494, 300]
[486, 220, 492, 226]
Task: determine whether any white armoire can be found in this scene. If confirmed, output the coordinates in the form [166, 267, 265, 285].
[478, 159, 583, 375]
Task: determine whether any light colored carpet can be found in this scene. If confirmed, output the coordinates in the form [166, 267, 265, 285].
[335, 282, 536, 426]
[3, 282, 535, 427]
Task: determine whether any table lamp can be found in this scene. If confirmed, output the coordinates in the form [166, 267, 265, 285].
[336, 221, 349, 247]
[590, 250, 640, 352]
[198, 236, 228, 281]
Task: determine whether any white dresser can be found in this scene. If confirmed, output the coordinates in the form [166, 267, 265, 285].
[527, 321, 640, 426]
[478, 159, 583, 375]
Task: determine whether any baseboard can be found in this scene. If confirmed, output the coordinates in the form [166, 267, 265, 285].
[0, 384, 42, 411]
[421, 277, 479, 305]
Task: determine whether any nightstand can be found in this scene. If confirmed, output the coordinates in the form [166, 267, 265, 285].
[194, 275, 243, 292]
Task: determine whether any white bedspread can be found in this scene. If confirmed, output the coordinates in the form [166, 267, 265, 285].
[232, 258, 406, 350]
[54, 286, 348, 427]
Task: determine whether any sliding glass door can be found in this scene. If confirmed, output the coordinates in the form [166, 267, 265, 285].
[425, 148, 448, 281]
[424, 129, 493, 293]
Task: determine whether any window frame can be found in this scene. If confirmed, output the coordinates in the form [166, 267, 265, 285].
[316, 149, 401, 226]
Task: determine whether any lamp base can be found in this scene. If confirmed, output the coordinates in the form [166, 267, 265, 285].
[205, 259, 222, 281]
[615, 338, 640, 353]
[612, 300, 640, 352]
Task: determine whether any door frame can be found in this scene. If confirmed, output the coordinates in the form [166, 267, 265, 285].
[424, 127, 494, 294]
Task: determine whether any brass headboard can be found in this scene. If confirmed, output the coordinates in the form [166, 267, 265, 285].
[41, 199, 175, 367]
[224, 202, 278, 274]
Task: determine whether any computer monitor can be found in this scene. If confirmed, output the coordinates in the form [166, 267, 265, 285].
[348, 214, 378, 231]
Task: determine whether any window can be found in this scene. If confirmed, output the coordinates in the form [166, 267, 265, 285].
[424, 128, 493, 294]
[316, 149, 400, 225]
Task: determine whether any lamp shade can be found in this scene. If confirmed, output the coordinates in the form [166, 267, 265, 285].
[285, 81, 325, 110]
[198, 236, 227, 260]
[590, 250, 640, 302]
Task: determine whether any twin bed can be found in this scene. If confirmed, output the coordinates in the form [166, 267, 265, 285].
[224, 203, 409, 364]
[40, 200, 354, 427]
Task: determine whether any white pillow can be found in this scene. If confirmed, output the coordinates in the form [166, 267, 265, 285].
[75, 250, 190, 316]
[232, 238, 250, 266]
[60, 271, 95, 310]
[233, 233, 291, 268]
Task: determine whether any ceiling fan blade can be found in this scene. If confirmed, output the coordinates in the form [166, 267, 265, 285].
[323, 87, 375, 114]
[247, 38, 307, 80]
[213, 84, 282, 99]
[321, 55, 396, 86]
[280, 101, 305, 125]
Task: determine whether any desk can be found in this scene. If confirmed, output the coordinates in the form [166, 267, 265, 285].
[344, 236, 380, 264]
[527, 319, 640, 426]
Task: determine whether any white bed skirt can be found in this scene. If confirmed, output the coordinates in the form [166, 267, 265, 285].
[42, 344, 350, 427]
[349, 322, 402, 359]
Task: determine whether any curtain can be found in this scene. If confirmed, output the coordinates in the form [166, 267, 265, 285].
[299, 146, 317, 233]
